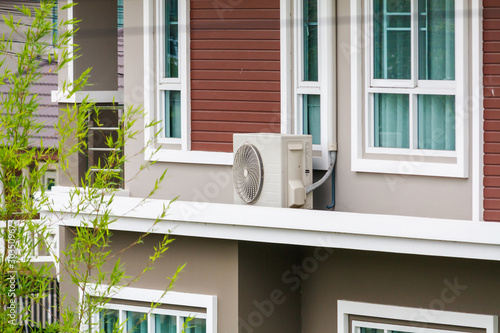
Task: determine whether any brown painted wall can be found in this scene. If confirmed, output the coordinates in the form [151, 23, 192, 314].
[484, 0, 500, 221]
[238, 242, 302, 333]
[190, 0, 281, 153]
[301, 249, 500, 333]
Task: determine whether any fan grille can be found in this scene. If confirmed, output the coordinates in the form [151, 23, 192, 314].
[233, 143, 264, 204]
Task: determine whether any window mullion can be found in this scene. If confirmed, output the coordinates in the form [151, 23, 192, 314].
[410, 93, 417, 149]
[411, 0, 418, 87]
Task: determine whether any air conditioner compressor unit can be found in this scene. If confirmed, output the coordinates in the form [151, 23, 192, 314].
[233, 133, 313, 209]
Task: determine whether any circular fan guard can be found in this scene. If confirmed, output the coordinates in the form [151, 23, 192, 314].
[233, 143, 264, 204]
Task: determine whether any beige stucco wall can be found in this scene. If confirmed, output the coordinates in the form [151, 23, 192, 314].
[333, 0, 473, 220]
[300, 247, 500, 333]
[122, 0, 472, 219]
[59, 228, 239, 333]
[74, 0, 118, 91]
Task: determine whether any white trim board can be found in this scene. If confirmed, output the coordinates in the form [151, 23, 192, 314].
[51, 90, 124, 104]
[42, 191, 500, 261]
[338, 301, 498, 333]
[471, 0, 483, 221]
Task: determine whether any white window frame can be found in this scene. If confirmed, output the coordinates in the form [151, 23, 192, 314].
[143, 0, 233, 165]
[155, 0, 188, 147]
[93, 302, 207, 333]
[351, 0, 468, 177]
[354, 320, 471, 333]
[39, 162, 58, 191]
[338, 301, 498, 333]
[84, 284, 217, 333]
[281, 0, 336, 170]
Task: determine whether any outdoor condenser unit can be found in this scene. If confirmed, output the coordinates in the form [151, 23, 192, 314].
[233, 133, 313, 209]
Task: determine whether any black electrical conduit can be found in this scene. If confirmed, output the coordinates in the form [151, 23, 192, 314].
[305, 151, 337, 209]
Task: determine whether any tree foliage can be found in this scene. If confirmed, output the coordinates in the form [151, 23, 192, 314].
[0, 1, 183, 332]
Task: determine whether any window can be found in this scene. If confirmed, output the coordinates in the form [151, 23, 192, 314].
[155, 0, 188, 147]
[351, 0, 467, 177]
[84, 284, 217, 333]
[94, 304, 207, 333]
[39, 163, 57, 191]
[86, 106, 124, 188]
[282, 0, 336, 170]
[338, 301, 498, 333]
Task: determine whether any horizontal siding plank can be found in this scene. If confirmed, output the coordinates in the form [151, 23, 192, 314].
[192, 50, 279, 61]
[485, 176, 500, 187]
[484, 132, 500, 142]
[191, 0, 279, 9]
[484, 53, 500, 64]
[484, 98, 500, 108]
[485, 0, 500, 8]
[485, 154, 500, 164]
[191, 30, 279, 40]
[192, 111, 280, 122]
[191, 100, 280, 112]
[191, 131, 234, 142]
[191, 40, 280, 50]
[485, 187, 500, 198]
[484, 199, 500, 209]
[191, 142, 233, 152]
[192, 70, 279, 81]
[484, 75, 500, 86]
[484, 87, 500, 97]
[484, 120, 500, 131]
[485, 143, 500, 153]
[485, 110, 500, 120]
[192, 121, 280, 132]
[485, 165, 500, 175]
[484, 31, 500, 41]
[191, 80, 280, 91]
[192, 90, 280, 102]
[191, 19, 280, 30]
[484, 8, 500, 19]
[484, 210, 500, 222]
[484, 20, 500, 30]
[191, 60, 279, 71]
[484, 42, 500, 53]
[483, 64, 500, 75]
[191, 9, 279, 19]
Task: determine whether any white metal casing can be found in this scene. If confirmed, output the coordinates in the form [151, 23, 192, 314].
[233, 133, 313, 208]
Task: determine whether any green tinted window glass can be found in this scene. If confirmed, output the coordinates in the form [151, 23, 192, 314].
[303, 0, 318, 81]
[373, 0, 411, 79]
[99, 309, 119, 333]
[126, 311, 148, 333]
[303, 94, 321, 144]
[164, 90, 181, 138]
[155, 314, 177, 333]
[165, 0, 179, 78]
[374, 93, 409, 148]
[418, 94, 455, 150]
[182, 317, 206, 333]
[418, 0, 455, 80]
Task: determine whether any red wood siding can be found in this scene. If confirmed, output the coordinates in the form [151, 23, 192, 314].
[190, 0, 281, 152]
[484, 0, 500, 221]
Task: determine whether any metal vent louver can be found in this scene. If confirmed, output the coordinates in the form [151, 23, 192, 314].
[233, 142, 264, 204]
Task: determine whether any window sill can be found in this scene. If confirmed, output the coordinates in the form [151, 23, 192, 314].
[352, 156, 468, 178]
[145, 147, 233, 165]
